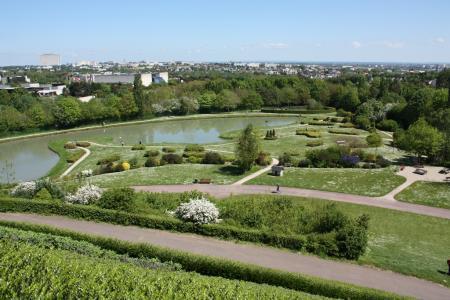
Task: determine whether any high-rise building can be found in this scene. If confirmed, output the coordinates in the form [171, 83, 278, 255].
[39, 53, 60, 66]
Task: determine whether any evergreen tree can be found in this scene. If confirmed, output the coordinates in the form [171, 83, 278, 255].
[133, 74, 145, 116]
[235, 124, 260, 171]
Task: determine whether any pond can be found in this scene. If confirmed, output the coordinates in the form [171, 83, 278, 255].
[0, 116, 297, 183]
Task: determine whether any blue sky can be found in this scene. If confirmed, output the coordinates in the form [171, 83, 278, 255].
[1, 0, 450, 65]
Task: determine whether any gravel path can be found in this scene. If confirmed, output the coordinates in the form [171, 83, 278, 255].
[1, 212, 449, 299]
[59, 146, 91, 178]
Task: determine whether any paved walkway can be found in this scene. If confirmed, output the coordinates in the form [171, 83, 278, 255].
[0, 212, 448, 299]
[232, 158, 279, 185]
[134, 184, 450, 219]
[59, 147, 91, 178]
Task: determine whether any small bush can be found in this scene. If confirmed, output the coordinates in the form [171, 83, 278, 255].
[162, 147, 176, 153]
[298, 159, 312, 167]
[75, 141, 90, 147]
[65, 185, 102, 205]
[255, 152, 271, 166]
[328, 129, 358, 135]
[306, 140, 324, 147]
[33, 188, 53, 201]
[184, 145, 205, 152]
[66, 150, 84, 163]
[144, 150, 160, 157]
[278, 153, 293, 166]
[308, 121, 333, 126]
[10, 181, 38, 198]
[187, 156, 202, 164]
[202, 152, 224, 164]
[97, 155, 121, 165]
[173, 197, 219, 225]
[64, 142, 76, 149]
[336, 109, 352, 117]
[145, 157, 160, 167]
[339, 123, 355, 128]
[129, 156, 140, 169]
[376, 119, 399, 132]
[296, 130, 321, 138]
[161, 153, 182, 164]
[131, 144, 146, 151]
[183, 151, 205, 159]
[98, 187, 136, 212]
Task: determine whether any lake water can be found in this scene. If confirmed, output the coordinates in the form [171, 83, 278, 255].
[0, 116, 297, 182]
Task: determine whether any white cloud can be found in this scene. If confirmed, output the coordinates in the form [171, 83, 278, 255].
[434, 37, 445, 44]
[263, 42, 289, 49]
[383, 41, 404, 49]
[351, 41, 362, 48]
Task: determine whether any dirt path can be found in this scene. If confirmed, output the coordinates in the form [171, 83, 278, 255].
[59, 147, 91, 178]
[134, 184, 450, 219]
[0, 212, 448, 299]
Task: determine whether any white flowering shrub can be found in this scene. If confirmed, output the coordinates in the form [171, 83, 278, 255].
[10, 181, 38, 198]
[65, 185, 102, 205]
[81, 169, 93, 177]
[173, 197, 219, 225]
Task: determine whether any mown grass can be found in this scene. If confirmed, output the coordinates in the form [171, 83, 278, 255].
[84, 164, 260, 188]
[247, 167, 406, 196]
[46, 140, 72, 178]
[395, 181, 450, 209]
[216, 195, 450, 288]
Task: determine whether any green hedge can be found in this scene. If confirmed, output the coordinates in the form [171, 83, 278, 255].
[261, 108, 335, 114]
[0, 239, 319, 299]
[0, 220, 404, 300]
[0, 198, 306, 251]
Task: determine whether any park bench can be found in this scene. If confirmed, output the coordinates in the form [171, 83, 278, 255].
[198, 178, 212, 184]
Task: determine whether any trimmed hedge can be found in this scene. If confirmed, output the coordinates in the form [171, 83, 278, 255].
[0, 220, 404, 300]
[75, 141, 91, 147]
[261, 107, 335, 114]
[131, 144, 146, 150]
[307, 140, 324, 147]
[328, 129, 358, 135]
[296, 130, 321, 138]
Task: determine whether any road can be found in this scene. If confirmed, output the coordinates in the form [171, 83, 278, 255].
[0, 212, 449, 299]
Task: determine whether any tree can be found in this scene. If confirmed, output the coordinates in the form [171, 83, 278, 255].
[240, 91, 263, 110]
[235, 124, 260, 171]
[133, 74, 145, 115]
[179, 96, 199, 115]
[399, 118, 443, 162]
[197, 91, 216, 112]
[215, 89, 240, 111]
[52, 97, 82, 128]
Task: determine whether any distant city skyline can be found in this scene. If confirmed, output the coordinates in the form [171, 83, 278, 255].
[1, 0, 450, 66]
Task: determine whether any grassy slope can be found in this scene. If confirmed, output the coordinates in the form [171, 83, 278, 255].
[395, 181, 450, 209]
[217, 195, 450, 288]
[247, 167, 406, 197]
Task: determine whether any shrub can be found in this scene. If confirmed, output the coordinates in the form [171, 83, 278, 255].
[131, 144, 145, 150]
[335, 215, 369, 260]
[354, 115, 371, 130]
[184, 145, 205, 152]
[10, 181, 38, 198]
[340, 155, 360, 168]
[306, 140, 323, 147]
[121, 162, 131, 171]
[336, 109, 352, 117]
[145, 157, 160, 167]
[161, 153, 182, 164]
[35, 178, 65, 199]
[144, 150, 159, 157]
[162, 147, 176, 153]
[98, 187, 136, 212]
[33, 188, 53, 201]
[298, 159, 312, 167]
[128, 157, 140, 169]
[173, 197, 219, 225]
[97, 155, 121, 165]
[64, 142, 76, 149]
[255, 152, 271, 166]
[202, 152, 224, 164]
[75, 141, 90, 147]
[296, 130, 321, 138]
[376, 119, 399, 132]
[65, 185, 102, 205]
[187, 156, 202, 164]
[376, 156, 391, 168]
[278, 152, 293, 166]
[183, 151, 205, 159]
[80, 169, 93, 177]
[306, 146, 344, 168]
[308, 121, 333, 126]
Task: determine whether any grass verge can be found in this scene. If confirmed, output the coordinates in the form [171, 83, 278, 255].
[395, 181, 450, 209]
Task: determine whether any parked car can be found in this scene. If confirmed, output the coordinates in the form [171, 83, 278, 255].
[413, 169, 427, 175]
[438, 168, 450, 174]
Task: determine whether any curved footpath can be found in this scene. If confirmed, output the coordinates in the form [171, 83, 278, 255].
[0, 212, 449, 299]
[59, 147, 91, 178]
[134, 184, 450, 220]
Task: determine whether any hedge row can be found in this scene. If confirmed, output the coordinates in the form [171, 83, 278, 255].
[0, 220, 404, 300]
[0, 240, 317, 299]
[0, 198, 306, 250]
[261, 108, 335, 114]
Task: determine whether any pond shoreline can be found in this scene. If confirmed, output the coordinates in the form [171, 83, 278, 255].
[0, 112, 298, 144]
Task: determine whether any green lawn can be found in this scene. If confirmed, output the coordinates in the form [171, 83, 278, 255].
[247, 167, 405, 196]
[216, 195, 450, 288]
[86, 164, 259, 188]
[395, 181, 450, 209]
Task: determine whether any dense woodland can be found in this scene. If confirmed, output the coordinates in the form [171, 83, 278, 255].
[1, 70, 449, 165]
